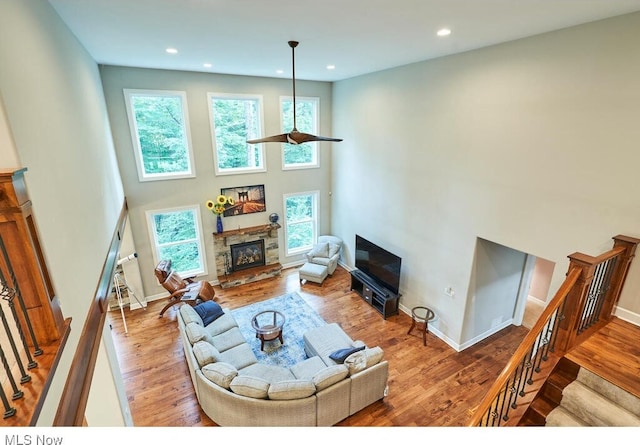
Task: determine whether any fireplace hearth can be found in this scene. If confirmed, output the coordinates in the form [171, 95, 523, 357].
[230, 239, 265, 272]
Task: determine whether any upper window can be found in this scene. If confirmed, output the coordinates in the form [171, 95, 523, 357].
[146, 205, 207, 278]
[124, 89, 195, 182]
[208, 93, 266, 175]
[283, 191, 319, 256]
[281, 96, 319, 170]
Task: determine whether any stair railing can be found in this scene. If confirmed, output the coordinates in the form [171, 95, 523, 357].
[468, 234, 639, 426]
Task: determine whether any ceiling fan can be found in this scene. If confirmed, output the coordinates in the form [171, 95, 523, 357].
[247, 41, 343, 145]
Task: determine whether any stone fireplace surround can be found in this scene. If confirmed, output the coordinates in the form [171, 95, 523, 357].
[213, 223, 282, 288]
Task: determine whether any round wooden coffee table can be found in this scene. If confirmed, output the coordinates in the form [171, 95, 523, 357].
[251, 310, 285, 351]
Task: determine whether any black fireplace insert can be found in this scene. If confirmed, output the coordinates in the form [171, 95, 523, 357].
[230, 239, 266, 272]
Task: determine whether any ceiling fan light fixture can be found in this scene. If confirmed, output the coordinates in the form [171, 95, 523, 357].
[247, 41, 343, 145]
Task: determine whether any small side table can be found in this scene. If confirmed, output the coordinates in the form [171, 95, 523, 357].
[408, 306, 435, 346]
[251, 310, 286, 351]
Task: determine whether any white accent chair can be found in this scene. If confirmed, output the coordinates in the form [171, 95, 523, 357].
[305, 235, 343, 275]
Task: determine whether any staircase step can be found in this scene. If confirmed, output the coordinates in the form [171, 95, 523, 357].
[545, 406, 586, 426]
[559, 380, 640, 426]
[577, 367, 640, 417]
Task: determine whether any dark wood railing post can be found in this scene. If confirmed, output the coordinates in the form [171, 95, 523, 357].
[555, 253, 595, 354]
[600, 235, 640, 318]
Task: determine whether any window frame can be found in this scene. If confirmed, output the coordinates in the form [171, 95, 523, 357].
[283, 190, 319, 257]
[145, 204, 208, 278]
[280, 96, 320, 170]
[208, 92, 266, 176]
[123, 89, 196, 182]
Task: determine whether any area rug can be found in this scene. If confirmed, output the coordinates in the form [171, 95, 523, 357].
[231, 292, 326, 367]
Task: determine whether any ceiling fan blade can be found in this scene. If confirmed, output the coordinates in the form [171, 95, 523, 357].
[246, 134, 289, 144]
[246, 40, 343, 145]
[287, 131, 343, 144]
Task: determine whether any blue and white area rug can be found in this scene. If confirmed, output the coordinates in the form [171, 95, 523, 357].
[231, 292, 326, 367]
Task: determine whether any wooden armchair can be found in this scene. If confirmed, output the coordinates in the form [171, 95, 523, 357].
[155, 260, 215, 317]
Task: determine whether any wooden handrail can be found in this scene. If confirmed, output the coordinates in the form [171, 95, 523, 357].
[53, 199, 128, 425]
[467, 266, 581, 426]
[469, 234, 639, 426]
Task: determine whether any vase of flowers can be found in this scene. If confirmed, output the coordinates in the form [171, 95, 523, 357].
[206, 195, 235, 234]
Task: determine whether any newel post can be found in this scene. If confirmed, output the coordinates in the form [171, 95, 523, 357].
[600, 235, 640, 318]
[555, 253, 595, 353]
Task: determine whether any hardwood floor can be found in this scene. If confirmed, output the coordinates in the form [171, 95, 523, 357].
[106, 265, 529, 427]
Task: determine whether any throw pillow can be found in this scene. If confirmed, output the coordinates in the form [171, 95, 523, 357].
[201, 362, 237, 389]
[185, 322, 214, 345]
[180, 304, 204, 326]
[308, 242, 329, 258]
[192, 340, 222, 367]
[329, 345, 366, 364]
[267, 380, 316, 400]
[344, 350, 367, 375]
[194, 300, 224, 326]
[229, 375, 270, 399]
[328, 243, 341, 257]
[364, 346, 384, 368]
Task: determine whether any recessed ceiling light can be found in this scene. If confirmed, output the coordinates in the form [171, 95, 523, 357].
[326, 65, 335, 70]
[276, 69, 284, 74]
[203, 63, 212, 68]
[437, 28, 451, 37]
[166, 47, 178, 54]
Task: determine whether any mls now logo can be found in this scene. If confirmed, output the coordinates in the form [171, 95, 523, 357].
[5, 436, 63, 445]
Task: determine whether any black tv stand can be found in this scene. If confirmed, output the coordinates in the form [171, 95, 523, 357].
[350, 270, 399, 319]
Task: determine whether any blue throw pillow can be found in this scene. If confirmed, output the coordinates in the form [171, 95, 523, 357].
[329, 345, 365, 364]
[193, 301, 224, 326]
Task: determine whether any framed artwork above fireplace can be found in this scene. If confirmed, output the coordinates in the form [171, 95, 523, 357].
[221, 184, 266, 217]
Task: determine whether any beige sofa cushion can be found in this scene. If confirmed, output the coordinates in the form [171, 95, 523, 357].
[344, 350, 367, 375]
[364, 346, 384, 367]
[180, 304, 204, 326]
[313, 364, 349, 391]
[238, 363, 295, 383]
[230, 375, 270, 399]
[290, 356, 326, 380]
[268, 380, 316, 400]
[192, 341, 222, 367]
[210, 327, 246, 352]
[202, 362, 238, 389]
[185, 322, 214, 345]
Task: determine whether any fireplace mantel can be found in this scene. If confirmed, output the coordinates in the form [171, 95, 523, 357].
[213, 223, 282, 288]
[213, 223, 281, 245]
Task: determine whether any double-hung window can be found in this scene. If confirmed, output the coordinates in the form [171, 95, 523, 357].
[146, 205, 207, 277]
[124, 89, 195, 181]
[283, 191, 319, 256]
[281, 96, 320, 170]
[208, 93, 266, 175]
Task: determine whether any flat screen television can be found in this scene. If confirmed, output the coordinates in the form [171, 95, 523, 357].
[355, 235, 402, 295]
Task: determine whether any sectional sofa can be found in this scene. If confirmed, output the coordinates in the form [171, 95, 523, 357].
[177, 302, 389, 426]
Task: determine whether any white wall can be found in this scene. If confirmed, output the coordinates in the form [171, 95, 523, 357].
[99, 66, 334, 298]
[0, 0, 126, 425]
[332, 12, 640, 348]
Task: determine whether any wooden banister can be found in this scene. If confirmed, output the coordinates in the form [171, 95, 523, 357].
[468, 267, 581, 426]
[469, 234, 639, 426]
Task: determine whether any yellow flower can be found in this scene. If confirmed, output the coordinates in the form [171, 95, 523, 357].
[213, 203, 225, 215]
[216, 195, 227, 205]
[226, 196, 235, 206]
[205, 200, 215, 210]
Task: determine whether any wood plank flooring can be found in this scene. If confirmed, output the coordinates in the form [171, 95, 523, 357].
[106, 265, 531, 427]
[565, 317, 640, 398]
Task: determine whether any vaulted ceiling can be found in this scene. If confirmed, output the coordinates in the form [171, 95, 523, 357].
[49, 0, 640, 81]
